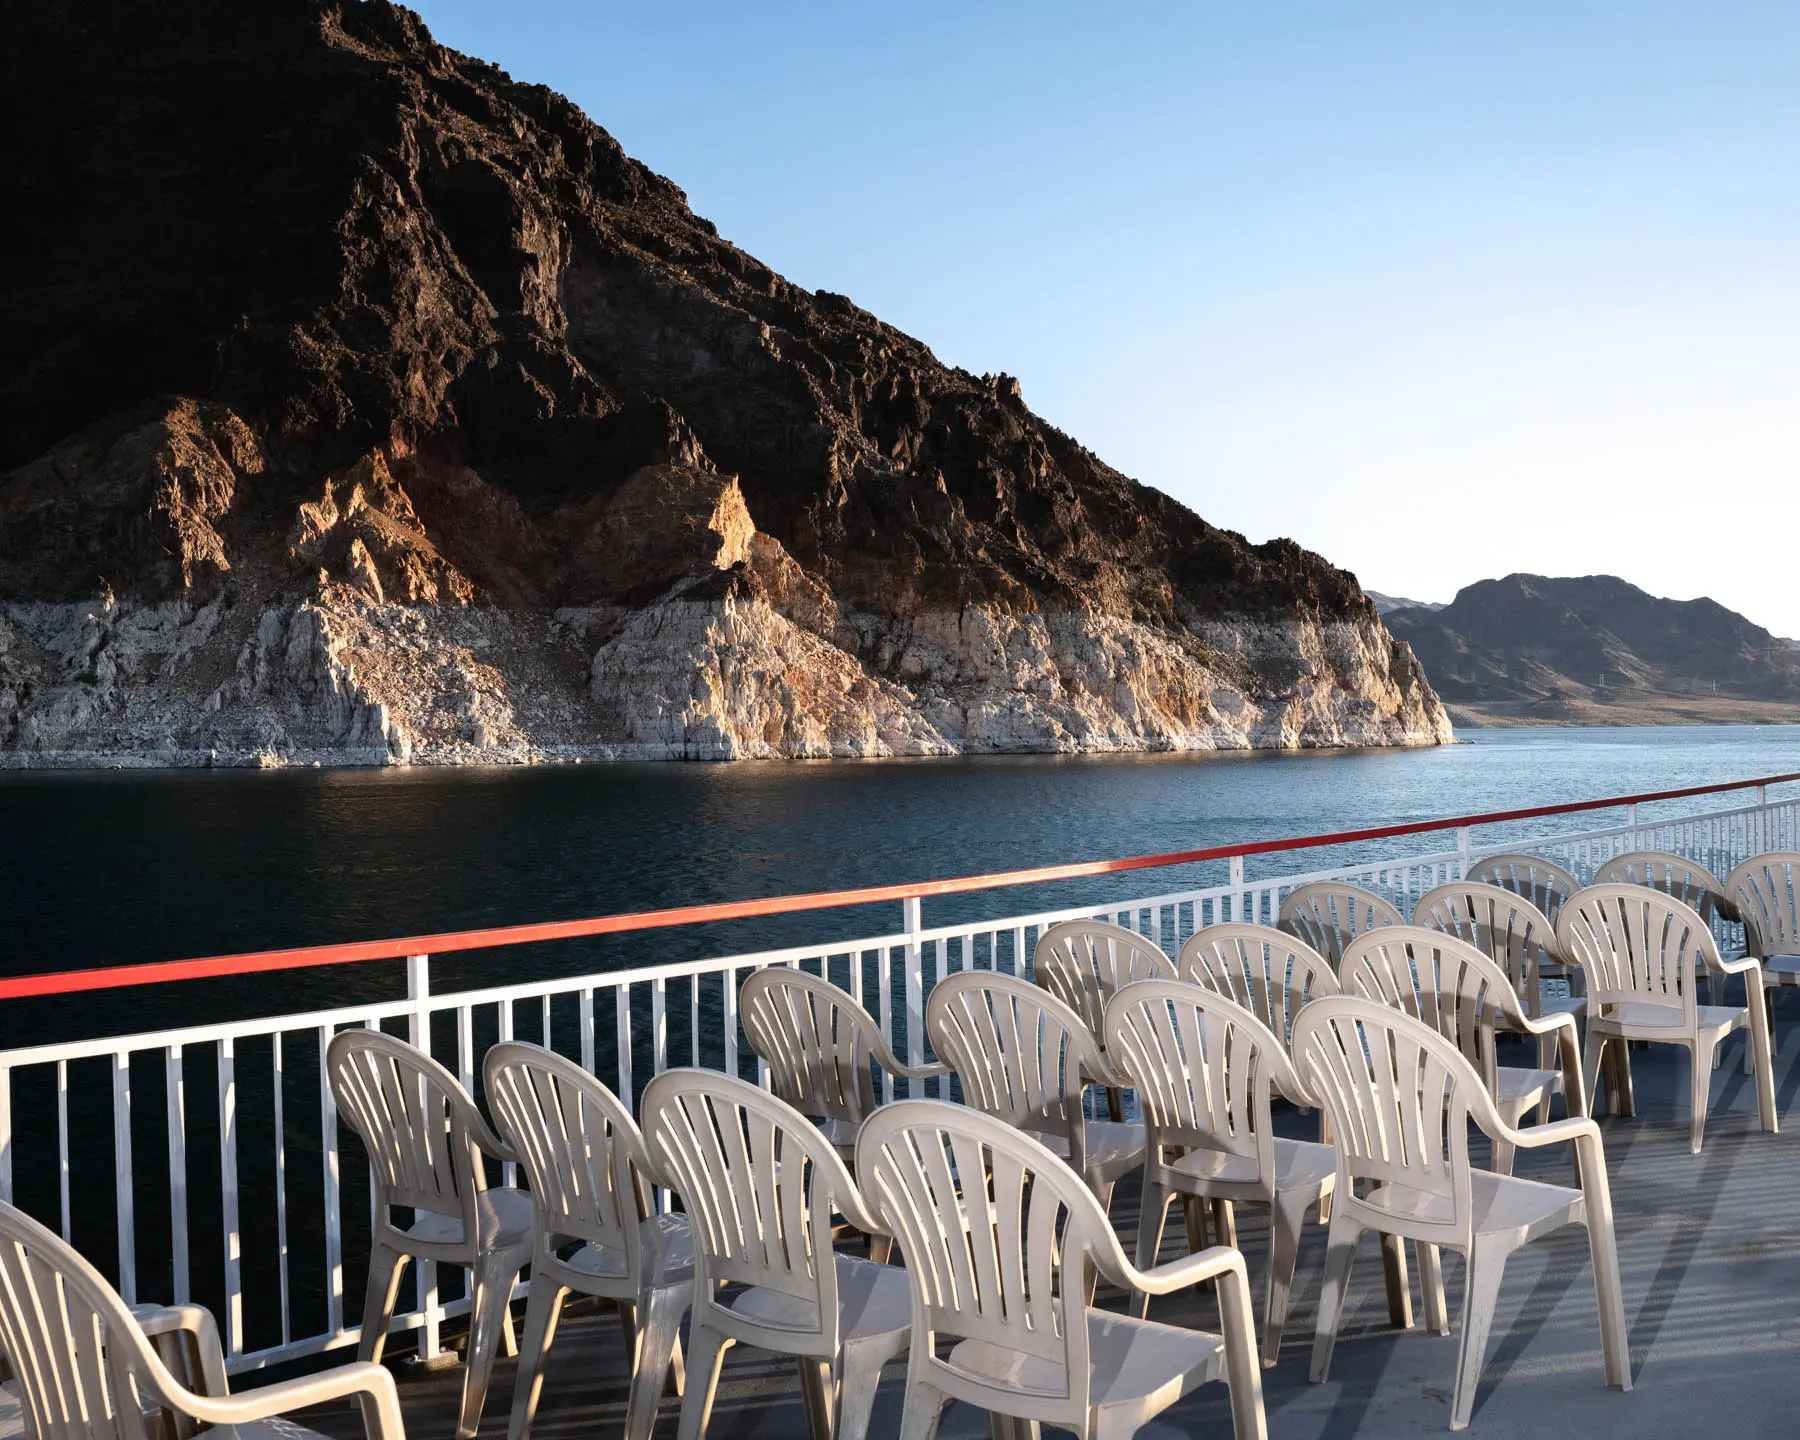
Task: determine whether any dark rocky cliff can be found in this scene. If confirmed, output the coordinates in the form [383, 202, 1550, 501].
[0, 0, 1450, 763]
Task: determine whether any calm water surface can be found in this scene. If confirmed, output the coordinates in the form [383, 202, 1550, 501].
[2, 725, 1797, 1038]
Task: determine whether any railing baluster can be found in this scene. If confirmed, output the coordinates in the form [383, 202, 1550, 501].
[579, 989, 595, 1073]
[273, 1033, 290, 1346]
[57, 1060, 70, 1238]
[112, 1051, 135, 1304]
[723, 969, 739, 1082]
[167, 1046, 188, 1303]
[615, 985, 632, 1101]
[219, 1038, 241, 1357]
[320, 1026, 343, 1340]
[651, 979, 668, 1080]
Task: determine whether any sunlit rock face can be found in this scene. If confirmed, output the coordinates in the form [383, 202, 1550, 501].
[0, 0, 1450, 766]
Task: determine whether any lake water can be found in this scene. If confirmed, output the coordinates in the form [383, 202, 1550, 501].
[2, 725, 1797, 1041]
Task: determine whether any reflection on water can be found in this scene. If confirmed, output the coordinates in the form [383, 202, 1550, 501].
[1, 725, 1796, 1041]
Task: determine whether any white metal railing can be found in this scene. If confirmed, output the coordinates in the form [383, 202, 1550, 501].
[0, 786, 1794, 1371]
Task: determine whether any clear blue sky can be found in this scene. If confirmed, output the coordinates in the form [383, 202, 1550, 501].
[411, 2, 1800, 632]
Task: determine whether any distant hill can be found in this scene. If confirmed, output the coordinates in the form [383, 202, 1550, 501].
[1366, 590, 1444, 616]
[1385, 574, 1800, 726]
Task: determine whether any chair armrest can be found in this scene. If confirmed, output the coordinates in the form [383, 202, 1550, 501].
[1500, 1115, 1600, 1151]
[1709, 953, 1760, 978]
[1081, 1053, 1130, 1090]
[891, 1058, 952, 1084]
[176, 1361, 404, 1440]
[1516, 1010, 1579, 1042]
[1128, 1242, 1250, 1297]
[131, 1304, 229, 1399]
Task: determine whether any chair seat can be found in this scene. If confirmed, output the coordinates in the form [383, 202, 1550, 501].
[728, 1253, 910, 1341]
[1496, 1065, 1558, 1111]
[402, 1186, 535, 1252]
[1593, 1001, 1746, 1042]
[949, 1309, 1225, 1415]
[554, 1213, 694, 1292]
[1765, 954, 1800, 986]
[1164, 1137, 1336, 1195]
[1031, 1118, 1146, 1186]
[1366, 1169, 1582, 1247]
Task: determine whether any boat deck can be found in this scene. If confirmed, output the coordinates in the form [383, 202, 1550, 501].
[297, 1021, 1800, 1440]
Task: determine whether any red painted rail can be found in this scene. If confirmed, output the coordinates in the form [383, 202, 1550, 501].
[4, 770, 1797, 1002]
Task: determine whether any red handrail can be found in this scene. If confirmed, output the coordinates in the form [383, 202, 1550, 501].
[3, 770, 1796, 1002]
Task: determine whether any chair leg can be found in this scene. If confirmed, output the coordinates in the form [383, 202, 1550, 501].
[1584, 1190, 1633, 1393]
[358, 1244, 409, 1364]
[504, 1277, 566, 1440]
[1535, 1030, 1558, 1124]
[1309, 1214, 1363, 1383]
[1418, 1243, 1450, 1336]
[1689, 1041, 1713, 1155]
[675, 1323, 732, 1440]
[897, 1377, 947, 1440]
[625, 1284, 690, 1440]
[1132, 1179, 1173, 1320]
[1450, 1237, 1511, 1431]
[1106, 1085, 1125, 1122]
[837, 1342, 895, 1440]
[797, 1357, 834, 1440]
[459, 1249, 522, 1439]
[1211, 1199, 1239, 1251]
[1380, 1232, 1413, 1329]
[1747, 978, 1780, 1135]
[1582, 1031, 1607, 1122]
[1264, 1191, 1308, 1368]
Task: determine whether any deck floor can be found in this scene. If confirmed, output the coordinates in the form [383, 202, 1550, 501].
[300, 1014, 1800, 1439]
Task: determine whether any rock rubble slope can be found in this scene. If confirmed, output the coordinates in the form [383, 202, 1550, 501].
[0, 0, 1451, 765]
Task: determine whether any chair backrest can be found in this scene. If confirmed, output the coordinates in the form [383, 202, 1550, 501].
[740, 967, 889, 1127]
[1555, 884, 1717, 1030]
[639, 1068, 859, 1355]
[1276, 882, 1404, 971]
[1291, 998, 1504, 1250]
[1339, 926, 1526, 1096]
[1178, 922, 1338, 1053]
[1594, 850, 1737, 925]
[483, 1042, 648, 1276]
[1031, 920, 1176, 1042]
[326, 1028, 485, 1228]
[1414, 881, 1562, 1009]
[857, 1100, 1119, 1428]
[1465, 852, 1582, 928]
[1104, 981, 1301, 1202]
[925, 970, 1102, 1174]
[0, 1200, 202, 1440]
[1725, 851, 1800, 958]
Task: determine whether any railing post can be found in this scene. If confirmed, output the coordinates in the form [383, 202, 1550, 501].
[903, 896, 925, 1089]
[404, 954, 441, 1363]
[1455, 826, 1472, 879]
[1228, 855, 1246, 923]
[1626, 802, 1640, 850]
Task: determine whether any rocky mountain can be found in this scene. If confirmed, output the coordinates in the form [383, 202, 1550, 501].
[1386, 574, 1800, 726]
[0, 0, 1450, 765]
[1366, 591, 1444, 616]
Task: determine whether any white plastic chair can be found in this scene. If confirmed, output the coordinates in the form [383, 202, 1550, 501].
[483, 1042, 692, 1440]
[856, 1099, 1267, 1440]
[740, 966, 950, 1159]
[1464, 852, 1583, 928]
[639, 1067, 911, 1440]
[1104, 980, 1336, 1367]
[1725, 851, 1800, 1031]
[1178, 923, 1340, 1055]
[1339, 927, 1584, 1176]
[925, 970, 1145, 1207]
[326, 1029, 532, 1439]
[1414, 882, 1584, 1116]
[1293, 998, 1630, 1431]
[1557, 884, 1778, 1152]
[1276, 882, 1404, 974]
[1033, 920, 1177, 1119]
[1596, 851, 1741, 1009]
[0, 1198, 406, 1440]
